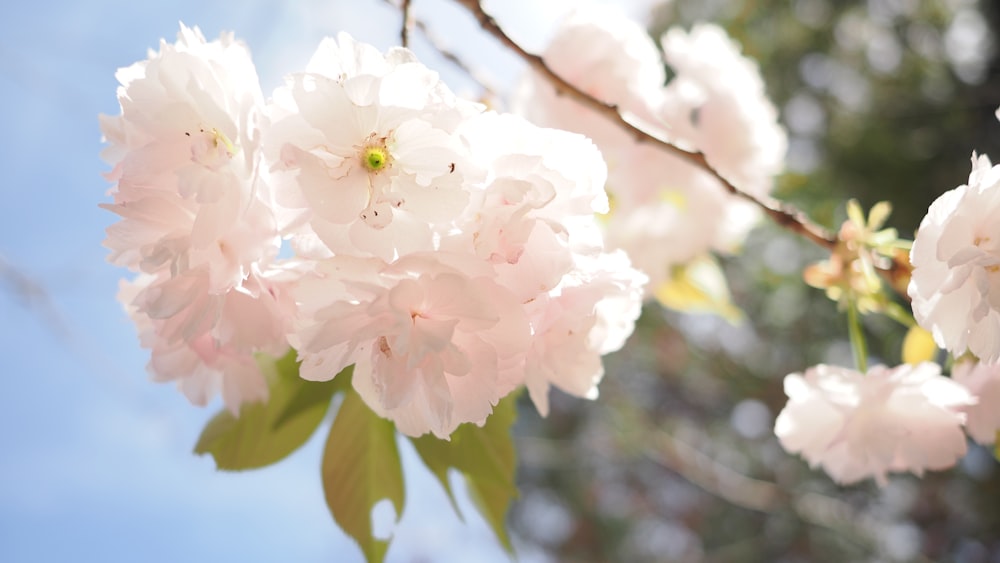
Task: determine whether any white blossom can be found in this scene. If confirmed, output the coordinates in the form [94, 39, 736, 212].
[289, 109, 646, 435]
[291, 254, 529, 438]
[775, 363, 972, 485]
[265, 33, 480, 261]
[100, 23, 278, 294]
[659, 23, 787, 198]
[120, 264, 298, 414]
[105, 28, 646, 435]
[909, 153, 1000, 362]
[952, 360, 1000, 445]
[515, 9, 785, 299]
[102, 24, 292, 413]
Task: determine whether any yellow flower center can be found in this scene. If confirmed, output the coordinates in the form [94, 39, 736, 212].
[363, 146, 389, 172]
[186, 126, 236, 170]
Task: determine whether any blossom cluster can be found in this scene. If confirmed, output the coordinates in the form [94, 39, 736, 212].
[102, 25, 646, 437]
[777, 110, 1000, 485]
[514, 6, 786, 299]
[102, 26, 294, 413]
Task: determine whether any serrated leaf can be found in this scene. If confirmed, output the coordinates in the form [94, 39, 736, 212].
[322, 382, 405, 563]
[409, 393, 519, 553]
[194, 350, 346, 470]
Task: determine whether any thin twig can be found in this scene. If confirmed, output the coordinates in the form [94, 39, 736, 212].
[400, 0, 412, 48]
[382, 0, 501, 100]
[0, 254, 132, 386]
[412, 18, 501, 100]
[0, 254, 74, 341]
[614, 407, 883, 553]
[449, 0, 913, 299]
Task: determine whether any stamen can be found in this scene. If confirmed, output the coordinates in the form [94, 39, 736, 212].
[363, 147, 389, 171]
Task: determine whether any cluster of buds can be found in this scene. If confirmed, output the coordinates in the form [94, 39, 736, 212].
[803, 199, 911, 314]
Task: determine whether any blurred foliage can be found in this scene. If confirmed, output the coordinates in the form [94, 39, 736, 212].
[505, 0, 1000, 561]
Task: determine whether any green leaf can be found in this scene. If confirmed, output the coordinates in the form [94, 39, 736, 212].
[272, 362, 352, 431]
[194, 350, 347, 470]
[652, 254, 744, 324]
[321, 381, 405, 563]
[409, 393, 519, 553]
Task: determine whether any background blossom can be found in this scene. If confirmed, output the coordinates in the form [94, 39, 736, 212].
[775, 363, 972, 485]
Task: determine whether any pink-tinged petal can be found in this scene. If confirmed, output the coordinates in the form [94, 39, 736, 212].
[911, 155, 1000, 360]
[953, 360, 1000, 444]
[774, 363, 973, 486]
[288, 146, 370, 224]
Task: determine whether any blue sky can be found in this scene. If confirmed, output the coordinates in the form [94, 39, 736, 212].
[0, 0, 653, 561]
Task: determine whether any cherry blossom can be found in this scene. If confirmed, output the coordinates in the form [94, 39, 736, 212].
[102, 24, 292, 413]
[290, 110, 646, 435]
[106, 26, 647, 434]
[292, 254, 529, 438]
[775, 363, 972, 485]
[658, 23, 786, 198]
[909, 153, 1000, 362]
[952, 360, 1000, 445]
[265, 33, 480, 260]
[120, 264, 298, 414]
[515, 8, 785, 300]
[100, 23, 278, 294]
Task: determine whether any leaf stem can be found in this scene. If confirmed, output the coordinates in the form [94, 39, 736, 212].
[847, 299, 868, 372]
[883, 301, 916, 328]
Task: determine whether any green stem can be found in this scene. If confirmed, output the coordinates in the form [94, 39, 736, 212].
[847, 299, 868, 372]
[883, 301, 916, 328]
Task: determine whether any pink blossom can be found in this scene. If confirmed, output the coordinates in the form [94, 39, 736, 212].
[520, 250, 646, 416]
[536, 5, 665, 127]
[106, 29, 648, 435]
[120, 264, 298, 414]
[515, 9, 785, 299]
[775, 363, 972, 485]
[659, 23, 786, 198]
[292, 254, 529, 438]
[910, 153, 1000, 362]
[265, 33, 479, 261]
[101, 23, 278, 294]
[952, 361, 1000, 445]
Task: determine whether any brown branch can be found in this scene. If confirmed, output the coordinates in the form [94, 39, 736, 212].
[450, 0, 831, 247]
[383, 0, 501, 100]
[449, 0, 913, 299]
[411, 18, 501, 101]
[400, 0, 412, 48]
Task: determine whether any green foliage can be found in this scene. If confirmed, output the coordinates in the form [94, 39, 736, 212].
[192, 349, 522, 562]
[321, 377, 405, 563]
[194, 350, 348, 470]
[409, 393, 519, 553]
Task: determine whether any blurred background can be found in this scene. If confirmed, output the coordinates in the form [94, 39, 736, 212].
[2, 0, 999, 561]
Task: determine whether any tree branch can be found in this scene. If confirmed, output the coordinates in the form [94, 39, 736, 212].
[383, 0, 501, 100]
[400, 0, 412, 48]
[449, 0, 913, 299]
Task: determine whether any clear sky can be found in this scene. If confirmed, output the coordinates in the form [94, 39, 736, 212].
[0, 0, 652, 561]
